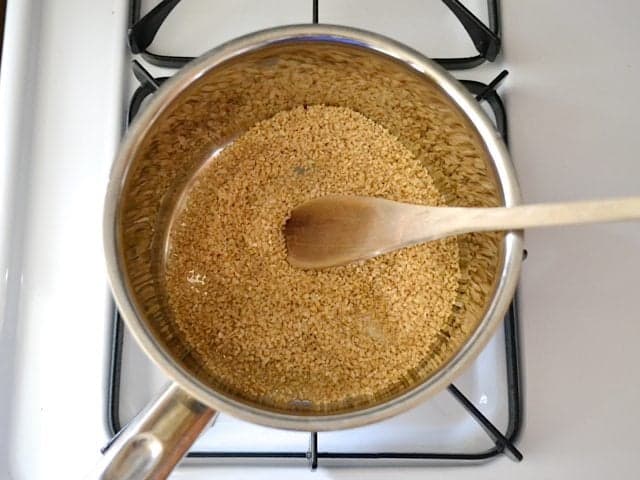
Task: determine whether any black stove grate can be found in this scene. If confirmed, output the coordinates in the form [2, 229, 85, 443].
[105, 0, 523, 470]
[128, 0, 502, 70]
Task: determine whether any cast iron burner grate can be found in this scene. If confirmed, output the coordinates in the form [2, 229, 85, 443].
[104, 0, 523, 470]
[128, 0, 501, 70]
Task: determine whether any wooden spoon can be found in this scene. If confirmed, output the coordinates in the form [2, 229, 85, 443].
[284, 195, 640, 269]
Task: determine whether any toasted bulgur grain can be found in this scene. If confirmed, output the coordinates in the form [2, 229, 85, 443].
[164, 105, 461, 409]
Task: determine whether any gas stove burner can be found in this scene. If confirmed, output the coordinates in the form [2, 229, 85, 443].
[103, 0, 523, 470]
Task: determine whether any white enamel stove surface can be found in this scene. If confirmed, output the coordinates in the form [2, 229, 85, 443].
[1, 1, 640, 479]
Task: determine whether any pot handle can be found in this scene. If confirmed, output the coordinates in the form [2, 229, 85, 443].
[93, 383, 217, 480]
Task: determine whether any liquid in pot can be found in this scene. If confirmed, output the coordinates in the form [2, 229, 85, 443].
[163, 105, 462, 412]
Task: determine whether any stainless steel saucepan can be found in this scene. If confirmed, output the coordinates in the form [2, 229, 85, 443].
[98, 25, 523, 479]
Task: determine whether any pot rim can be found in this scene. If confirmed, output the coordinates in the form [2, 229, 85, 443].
[104, 24, 523, 431]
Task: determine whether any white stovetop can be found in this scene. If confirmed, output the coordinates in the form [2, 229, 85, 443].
[1, 1, 639, 479]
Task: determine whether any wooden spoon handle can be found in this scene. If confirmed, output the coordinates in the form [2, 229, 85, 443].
[441, 196, 640, 235]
